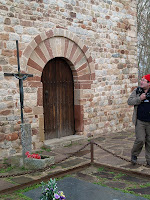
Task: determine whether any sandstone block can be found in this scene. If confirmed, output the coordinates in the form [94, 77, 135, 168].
[0, 134, 5, 142]
[33, 106, 43, 115]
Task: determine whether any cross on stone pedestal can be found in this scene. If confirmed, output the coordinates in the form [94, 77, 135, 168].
[4, 40, 33, 159]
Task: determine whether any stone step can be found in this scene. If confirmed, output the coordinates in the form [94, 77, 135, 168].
[44, 135, 88, 149]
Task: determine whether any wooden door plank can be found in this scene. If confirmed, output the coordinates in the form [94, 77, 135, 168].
[42, 58, 75, 139]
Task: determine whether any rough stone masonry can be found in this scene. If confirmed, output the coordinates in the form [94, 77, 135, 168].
[0, 0, 138, 158]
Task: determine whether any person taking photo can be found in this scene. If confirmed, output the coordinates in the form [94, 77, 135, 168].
[128, 74, 150, 166]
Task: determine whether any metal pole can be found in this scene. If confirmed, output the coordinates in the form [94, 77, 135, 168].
[90, 140, 94, 164]
[16, 40, 24, 124]
[20, 90, 24, 124]
[16, 40, 20, 73]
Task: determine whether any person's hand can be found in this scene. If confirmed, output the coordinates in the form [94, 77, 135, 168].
[140, 93, 146, 100]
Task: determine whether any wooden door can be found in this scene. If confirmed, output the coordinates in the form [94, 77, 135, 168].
[41, 58, 75, 139]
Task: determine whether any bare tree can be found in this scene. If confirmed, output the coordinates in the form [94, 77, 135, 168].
[137, 0, 150, 78]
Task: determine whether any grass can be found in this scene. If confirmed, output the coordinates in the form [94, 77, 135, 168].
[94, 180, 150, 199]
[0, 165, 29, 174]
[63, 142, 73, 147]
[0, 182, 42, 200]
[2, 158, 9, 164]
[41, 146, 52, 152]
[98, 167, 105, 172]
[32, 146, 52, 154]
[0, 166, 14, 173]
[114, 172, 125, 179]
[108, 171, 115, 174]
[49, 164, 56, 169]
[93, 167, 150, 200]
[0, 192, 32, 200]
[139, 182, 150, 188]
[34, 150, 44, 154]
[33, 147, 52, 154]
[94, 181, 107, 187]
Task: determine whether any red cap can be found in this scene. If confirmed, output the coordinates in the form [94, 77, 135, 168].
[142, 74, 150, 82]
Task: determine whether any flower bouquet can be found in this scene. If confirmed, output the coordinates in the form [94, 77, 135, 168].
[40, 178, 66, 200]
[25, 151, 41, 159]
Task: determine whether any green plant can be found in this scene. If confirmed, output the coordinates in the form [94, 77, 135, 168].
[142, 194, 150, 199]
[0, 166, 14, 173]
[20, 166, 28, 171]
[41, 146, 52, 152]
[0, 193, 32, 200]
[98, 167, 105, 172]
[109, 171, 115, 175]
[94, 181, 107, 187]
[35, 150, 44, 154]
[50, 165, 56, 169]
[114, 172, 125, 179]
[3, 157, 9, 164]
[64, 142, 72, 147]
[139, 182, 150, 188]
[17, 183, 41, 193]
[17, 193, 32, 200]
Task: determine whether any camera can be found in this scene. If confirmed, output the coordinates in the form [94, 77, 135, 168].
[146, 93, 150, 100]
[136, 87, 150, 100]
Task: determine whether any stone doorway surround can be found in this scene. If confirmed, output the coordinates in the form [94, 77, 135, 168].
[22, 28, 95, 141]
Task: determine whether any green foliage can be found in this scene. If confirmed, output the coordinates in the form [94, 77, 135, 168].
[19, 166, 28, 171]
[17, 193, 32, 200]
[114, 172, 125, 179]
[139, 182, 150, 188]
[50, 165, 56, 169]
[142, 194, 150, 200]
[41, 146, 52, 152]
[3, 157, 9, 164]
[94, 181, 107, 187]
[108, 171, 115, 175]
[0, 193, 32, 200]
[35, 150, 44, 154]
[63, 142, 72, 147]
[0, 166, 14, 173]
[98, 167, 105, 172]
[17, 183, 41, 193]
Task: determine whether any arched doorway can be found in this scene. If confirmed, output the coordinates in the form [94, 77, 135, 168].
[24, 30, 95, 140]
[41, 57, 75, 139]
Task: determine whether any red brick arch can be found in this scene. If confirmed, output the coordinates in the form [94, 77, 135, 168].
[22, 28, 95, 136]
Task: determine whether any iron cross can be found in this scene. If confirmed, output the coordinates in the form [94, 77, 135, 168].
[4, 40, 33, 124]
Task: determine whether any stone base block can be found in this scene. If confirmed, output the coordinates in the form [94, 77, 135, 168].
[10, 155, 23, 167]
[24, 156, 55, 169]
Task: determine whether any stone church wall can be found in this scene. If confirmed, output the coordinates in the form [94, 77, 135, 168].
[0, 0, 137, 158]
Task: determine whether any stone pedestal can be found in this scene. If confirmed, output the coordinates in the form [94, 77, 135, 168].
[20, 123, 32, 158]
[10, 155, 23, 167]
